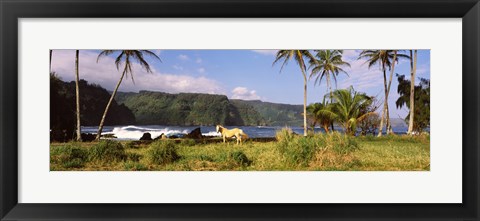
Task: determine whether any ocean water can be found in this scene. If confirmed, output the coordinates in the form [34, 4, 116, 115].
[81, 125, 411, 140]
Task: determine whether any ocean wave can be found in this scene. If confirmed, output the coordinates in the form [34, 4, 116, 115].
[104, 126, 189, 140]
[202, 131, 221, 137]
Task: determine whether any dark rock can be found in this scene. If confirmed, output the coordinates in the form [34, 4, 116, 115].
[154, 133, 168, 140]
[169, 135, 179, 139]
[102, 133, 117, 139]
[185, 127, 203, 139]
[81, 133, 96, 142]
[139, 132, 152, 141]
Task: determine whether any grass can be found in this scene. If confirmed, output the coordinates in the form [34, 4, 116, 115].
[50, 132, 430, 171]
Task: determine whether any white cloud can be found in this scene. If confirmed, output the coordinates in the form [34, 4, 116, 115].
[172, 65, 184, 71]
[338, 54, 384, 91]
[251, 50, 278, 56]
[51, 50, 226, 95]
[197, 67, 206, 73]
[178, 54, 189, 61]
[231, 87, 261, 100]
[196, 58, 202, 64]
[415, 63, 429, 76]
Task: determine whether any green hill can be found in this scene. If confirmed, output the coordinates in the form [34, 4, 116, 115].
[230, 100, 303, 126]
[115, 91, 304, 126]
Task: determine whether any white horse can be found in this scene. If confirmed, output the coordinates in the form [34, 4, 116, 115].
[216, 125, 248, 144]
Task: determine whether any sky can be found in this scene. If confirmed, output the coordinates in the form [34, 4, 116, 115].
[51, 49, 430, 119]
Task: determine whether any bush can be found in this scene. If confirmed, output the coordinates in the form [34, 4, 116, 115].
[180, 139, 197, 147]
[123, 161, 148, 171]
[126, 152, 142, 162]
[323, 132, 358, 154]
[275, 127, 296, 142]
[147, 141, 180, 165]
[50, 143, 88, 168]
[229, 151, 252, 167]
[124, 141, 140, 149]
[89, 140, 127, 163]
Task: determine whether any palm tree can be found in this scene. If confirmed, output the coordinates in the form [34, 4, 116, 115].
[309, 50, 351, 97]
[309, 50, 350, 131]
[407, 50, 417, 135]
[307, 99, 333, 133]
[95, 50, 161, 140]
[358, 50, 408, 136]
[319, 87, 375, 135]
[75, 50, 82, 141]
[273, 50, 316, 136]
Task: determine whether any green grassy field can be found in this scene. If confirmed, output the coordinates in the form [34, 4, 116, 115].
[50, 132, 430, 171]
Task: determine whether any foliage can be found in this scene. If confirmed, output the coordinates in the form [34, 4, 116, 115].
[229, 151, 252, 167]
[309, 50, 350, 91]
[320, 87, 375, 135]
[147, 141, 180, 165]
[273, 50, 317, 136]
[231, 99, 303, 126]
[396, 74, 430, 133]
[50, 76, 135, 141]
[50, 135, 429, 171]
[115, 91, 304, 126]
[275, 127, 297, 143]
[50, 73, 76, 142]
[358, 97, 381, 135]
[89, 140, 127, 163]
[50, 143, 88, 168]
[307, 100, 334, 132]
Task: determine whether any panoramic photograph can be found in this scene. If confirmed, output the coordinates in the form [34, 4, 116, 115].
[50, 49, 430, 171]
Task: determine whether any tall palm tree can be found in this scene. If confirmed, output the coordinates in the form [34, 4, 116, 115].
[95, 50, 161, 140]
[309, 50, 351, 97]
[407, 50, 418, 135]
[358, 50, 408, 136]
[319, 87, 375, 135]
[273, 50, 316, 136]
[75, 50, 82, 141]
[309, 50, 350, 131]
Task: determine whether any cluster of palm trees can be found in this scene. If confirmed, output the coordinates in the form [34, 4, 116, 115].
[273, 49, 418, 136]
[51, 50, 161, 141]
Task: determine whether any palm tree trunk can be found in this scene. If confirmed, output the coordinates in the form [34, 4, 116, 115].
[95, 70, 126, 140]
[302, 72, 308, 136]
[408, 50, 417, 135]
[385, 51, 397, 134]
[75, 50, 82, 142]
[327, 74, 335, 132]
[377, 66, 388, 137]
[50, 50, 52, 72]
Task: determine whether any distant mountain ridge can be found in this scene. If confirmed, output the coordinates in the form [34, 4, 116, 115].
[115, 91, 304, 126]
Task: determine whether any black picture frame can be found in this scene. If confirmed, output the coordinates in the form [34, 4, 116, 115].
[1, 0, 479, 220]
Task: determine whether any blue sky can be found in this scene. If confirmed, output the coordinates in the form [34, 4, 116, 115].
[51, 49, 430, 119]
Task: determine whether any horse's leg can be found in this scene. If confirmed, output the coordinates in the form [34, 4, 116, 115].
[223, 135, 226, 143]
[237, 133, 241, 145]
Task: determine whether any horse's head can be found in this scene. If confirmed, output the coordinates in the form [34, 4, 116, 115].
[216, 125, 221, 133]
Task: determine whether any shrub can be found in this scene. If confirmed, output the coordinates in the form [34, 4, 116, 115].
[275, 127, 295, 143]
[89, 140, 127, 163]
[180, 139, 197, 147]
[277, 135, 318, 166]
[50, 143, 88, 168]
[323, 132, 358, 154]
[147, 141, 180, 165]
[126, 152, 142, 162]
[229, 151, 252, 167]
[123, 161, 148, 171]
[124, 141, 140, 149]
